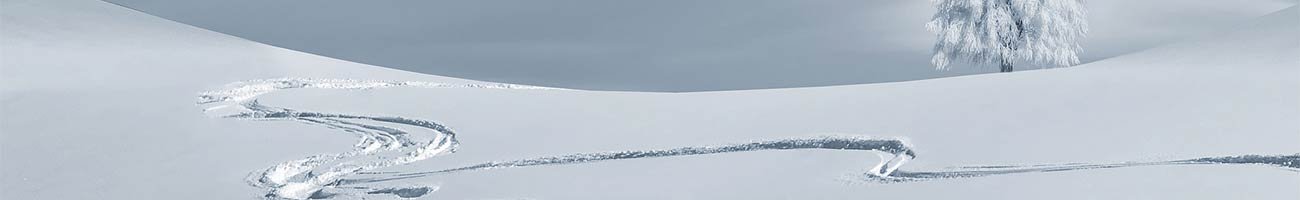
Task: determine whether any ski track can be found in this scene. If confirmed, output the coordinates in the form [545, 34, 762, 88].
[200, 78, 559, 199]
[199, 77, 1300, 199]
[337, 136, 919, 186]
[861, 154, 1300, 183]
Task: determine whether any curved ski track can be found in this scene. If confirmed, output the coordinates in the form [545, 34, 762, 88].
[199, 78, 1299, 199]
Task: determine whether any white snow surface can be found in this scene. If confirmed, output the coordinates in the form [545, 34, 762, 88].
[3, 0, 1299, 199]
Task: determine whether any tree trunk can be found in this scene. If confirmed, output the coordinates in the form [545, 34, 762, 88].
[997, 1, 1023, 73]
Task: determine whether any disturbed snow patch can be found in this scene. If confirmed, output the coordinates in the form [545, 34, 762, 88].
[201, 78, 557, 199]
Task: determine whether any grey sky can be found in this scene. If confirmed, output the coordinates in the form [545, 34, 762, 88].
[105, 0, 1293, 91]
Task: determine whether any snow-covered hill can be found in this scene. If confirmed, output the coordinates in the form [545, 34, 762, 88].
[99, 0, 1298, 92]
[3, 0, 1297, 199]
[2, 0, 500, 199]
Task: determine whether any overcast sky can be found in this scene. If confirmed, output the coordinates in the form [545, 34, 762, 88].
[106, 0, 1294, 91]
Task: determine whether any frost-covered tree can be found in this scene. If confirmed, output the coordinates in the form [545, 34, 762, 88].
[926, 0, 1088, 72]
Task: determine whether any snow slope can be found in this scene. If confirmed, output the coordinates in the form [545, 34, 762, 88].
[226, 6, 1300, 199]
[3, 0, 1298, 200]
[100, 0, 1298, 92]
[1, 0, 499, 199]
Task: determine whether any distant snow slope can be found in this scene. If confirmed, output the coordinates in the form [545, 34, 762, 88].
[3, 0, 1298, 200]
[100, 0, 1297, 92]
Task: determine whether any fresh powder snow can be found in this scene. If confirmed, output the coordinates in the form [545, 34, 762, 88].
[2, 0, 1297, 199]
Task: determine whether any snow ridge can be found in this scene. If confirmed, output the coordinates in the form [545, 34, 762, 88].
[198, 77, 563, 105]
